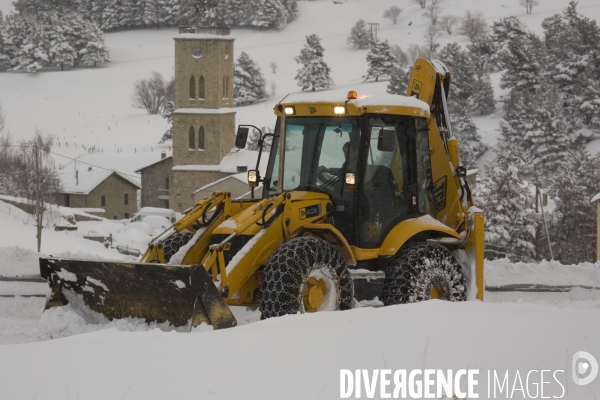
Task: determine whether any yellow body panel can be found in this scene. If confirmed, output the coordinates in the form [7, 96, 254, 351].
[379, 215, 462, 257]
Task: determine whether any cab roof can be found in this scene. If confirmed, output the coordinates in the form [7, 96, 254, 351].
[275, 92, 430, 119]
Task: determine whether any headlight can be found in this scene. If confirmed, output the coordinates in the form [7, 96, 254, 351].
[333, 106, 346, 115]
[248, 170, 259, 187]
[284, 107, 295, 115]
[345, 172, 356, 189]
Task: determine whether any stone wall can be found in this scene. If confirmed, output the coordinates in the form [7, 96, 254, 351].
[174, 37, 234, 110]
[169, 170, 231, 211]
[87, 174, 139, 219]
[172, 111, 235, 166]
[139, 157, 173, 208]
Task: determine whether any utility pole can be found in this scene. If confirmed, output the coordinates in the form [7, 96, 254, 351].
[535, 184, 539, 260]
[35, 143, 41, 253]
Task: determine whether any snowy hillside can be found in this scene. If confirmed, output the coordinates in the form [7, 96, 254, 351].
[1, 1, 600, 399]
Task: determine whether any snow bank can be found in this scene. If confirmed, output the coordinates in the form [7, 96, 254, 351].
[486, 258, 600, 287]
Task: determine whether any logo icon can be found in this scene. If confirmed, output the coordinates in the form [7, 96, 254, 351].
[572, 351, 598, 385]
[309, 107, 317, 114]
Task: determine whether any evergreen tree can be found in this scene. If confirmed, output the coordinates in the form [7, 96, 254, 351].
[491, 16, 528, 71]
[386, 65, 410, 95]
[500, 87, 572, 183]
[294, 34, 334, 92]
[250, 0, 288, 31]
[451, 99, 487, 167]
[233, 51, 267, 106]
[550, 149, 600, 264]
[281, 0, 298, 22]
[160, 100, 174, 143]
[499, 31, 546, 91]
[80, 22, 110, 67]
[346, 19, 370, 50]
[364, 40, 394, 82]
[439, 42, 495, 115]
[475, 139, 536, 261]
[48, 28, 75, 71]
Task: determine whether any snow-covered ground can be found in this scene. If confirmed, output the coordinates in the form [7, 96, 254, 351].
[1, 0, 600, 398]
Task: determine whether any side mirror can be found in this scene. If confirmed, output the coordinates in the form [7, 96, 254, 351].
[377, 129, 396, 152]
[235, 127, 250, 149]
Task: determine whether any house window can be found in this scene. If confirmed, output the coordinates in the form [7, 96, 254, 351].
[113, 215, 118, 220]
[124, 213, 129, 219]
[165, 177, 169, 189]
[199, 76, 205, 99]
[189, 76, 195, 100]
[223, 76, 227, 100]
[189, 126, 195, 150]
[101, 195, 106, 206]
[199, 126, 205, 150]
[124, 193, 129, 205]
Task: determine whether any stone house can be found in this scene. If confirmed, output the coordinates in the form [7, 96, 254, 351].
[57, 166, 140, 220]
[135, 154, 173, 209]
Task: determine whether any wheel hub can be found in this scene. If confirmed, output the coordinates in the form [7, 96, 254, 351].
[303, 277, 326, 312]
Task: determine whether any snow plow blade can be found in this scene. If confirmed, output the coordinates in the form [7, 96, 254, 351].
[39, 257, 237, 330]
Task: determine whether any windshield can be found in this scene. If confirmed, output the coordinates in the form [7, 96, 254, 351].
[263, 116, 360, 197]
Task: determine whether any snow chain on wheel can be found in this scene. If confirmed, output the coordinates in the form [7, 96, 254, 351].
[161, 231, 194, 263]
[380, 242, 466, 305]
[259, 236, 354, 319]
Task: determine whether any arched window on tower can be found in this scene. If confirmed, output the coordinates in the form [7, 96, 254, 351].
[189, 126, 195, 150]
[223, 76, 228, 103]
[198, 126, 205, 150]
[199, 76, 205, 100]
[189, 76, 196, 101]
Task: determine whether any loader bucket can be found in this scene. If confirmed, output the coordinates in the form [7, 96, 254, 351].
[39, 257, 237, 330]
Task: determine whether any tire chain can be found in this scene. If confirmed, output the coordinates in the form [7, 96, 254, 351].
[259, 236, 354, 319]
[162, 231, 194, 263]
[380, 242, 466, 305]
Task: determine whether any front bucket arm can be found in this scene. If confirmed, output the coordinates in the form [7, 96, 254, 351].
[40, 257, 237, 330]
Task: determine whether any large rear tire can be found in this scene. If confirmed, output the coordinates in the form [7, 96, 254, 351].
[380, 242, 466, 305]
[259, 237, 354, 319]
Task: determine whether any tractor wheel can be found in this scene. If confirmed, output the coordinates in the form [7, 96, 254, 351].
[380, 242, 466, 305]
[162, 231, 194, 263]
[259, 236, 354, 319]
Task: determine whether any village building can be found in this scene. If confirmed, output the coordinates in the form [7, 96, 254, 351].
[56, 165, 140, 220]
[135, 153, 173, 209]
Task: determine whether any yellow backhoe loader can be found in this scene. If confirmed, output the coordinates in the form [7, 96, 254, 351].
[40, 59, 484, 330]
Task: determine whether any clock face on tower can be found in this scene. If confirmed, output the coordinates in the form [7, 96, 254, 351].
[192, 47, 202, 59]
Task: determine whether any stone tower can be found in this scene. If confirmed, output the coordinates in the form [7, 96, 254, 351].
[170, 34, 236, 211]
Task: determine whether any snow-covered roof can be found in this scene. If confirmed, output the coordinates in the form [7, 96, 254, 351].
[591, 192, 600, 204]
[192, 172, 249, 194]
[134, 156, 172, 173]
[59, 167, 141, 195]
[173, 34, 235, 40]
[173, 108, 236, 115]
[281, 92, 430, 116]
[172, 148, 269, 175]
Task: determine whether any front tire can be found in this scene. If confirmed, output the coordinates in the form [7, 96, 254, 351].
[259, 237, 354, 319]
[380, 242, 466, 305]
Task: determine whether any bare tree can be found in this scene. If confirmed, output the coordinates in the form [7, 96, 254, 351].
[383, 6, 402, 24]
[431, 0, 444, 4]
[131, 72, 173, 115]
[0, 104, 4, 134]
[424, 24, 442, 54]
[410, 0, 427, 9]
[406, 43, 431, 65]
[459, 10, 489, 41]
[519, 0, 540, 14]
[390, 44, 409, 67]
[422, 3, 442, 26]
[440, 15, 460, 34]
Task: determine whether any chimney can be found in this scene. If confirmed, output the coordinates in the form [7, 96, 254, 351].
[161, 151, 166, 159]
[75, 170, 79, 185]
[236, 166, 247, 173]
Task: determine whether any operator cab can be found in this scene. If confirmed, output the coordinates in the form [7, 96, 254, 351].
[261, 109, 435, 249]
